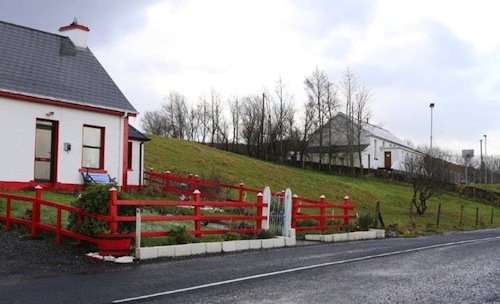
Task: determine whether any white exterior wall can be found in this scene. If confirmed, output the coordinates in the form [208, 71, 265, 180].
[127, 140, 144, 187]
[0, 96, 125, 185]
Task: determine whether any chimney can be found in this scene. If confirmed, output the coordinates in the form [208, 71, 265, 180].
[58, 18, 90, 48]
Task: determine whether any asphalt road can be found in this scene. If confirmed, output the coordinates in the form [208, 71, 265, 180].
[2, 229, 499, 304]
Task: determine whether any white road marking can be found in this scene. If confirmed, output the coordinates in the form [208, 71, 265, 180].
[112, 235, 500, 303]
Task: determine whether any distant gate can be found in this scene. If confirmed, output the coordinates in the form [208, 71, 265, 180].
[265, 187, 292, 237]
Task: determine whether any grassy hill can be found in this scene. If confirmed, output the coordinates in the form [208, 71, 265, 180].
[145, 135, 500, 235]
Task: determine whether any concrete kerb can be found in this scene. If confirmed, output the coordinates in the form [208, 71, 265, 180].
[136, 235, 297, 260]
[304, 229, 385, 243]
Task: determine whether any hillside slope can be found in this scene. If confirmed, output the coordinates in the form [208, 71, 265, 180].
[145, 135, 500, 234]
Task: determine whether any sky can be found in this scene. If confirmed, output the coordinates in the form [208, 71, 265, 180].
[1, 0, 500, 157]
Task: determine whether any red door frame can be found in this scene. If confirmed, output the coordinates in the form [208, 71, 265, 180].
[34, 119, 59, 184]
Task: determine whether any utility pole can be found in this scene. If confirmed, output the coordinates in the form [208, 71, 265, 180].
[484, 134, 487, 184]
[429, 103, 435, 150]
[480, 139, 483, 183]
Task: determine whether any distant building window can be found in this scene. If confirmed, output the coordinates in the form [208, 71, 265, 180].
[82, 125, 104, 169]
[374, 139, 378, 159]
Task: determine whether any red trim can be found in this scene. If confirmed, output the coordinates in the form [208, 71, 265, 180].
[0, 181, 84, 192]
[0, 91, 136, 117]
[78, 168, 108, 174]
[122, 117, 129, 191]
[59, 24, 90, 32]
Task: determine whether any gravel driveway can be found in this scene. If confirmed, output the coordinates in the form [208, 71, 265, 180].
[0, 227, 119, 282]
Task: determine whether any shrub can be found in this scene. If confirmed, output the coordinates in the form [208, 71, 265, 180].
[67, 185, 136, 236]
[256, 229, 274, 239]
[167, 226, 199, 244]
[223, 232, 242, 241]
[357, 214, 375, 231]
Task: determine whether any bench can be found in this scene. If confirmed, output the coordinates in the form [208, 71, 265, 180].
[81, 171, 116, 185]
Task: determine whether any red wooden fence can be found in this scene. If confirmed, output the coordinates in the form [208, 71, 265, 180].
[144, 170, 357, 233]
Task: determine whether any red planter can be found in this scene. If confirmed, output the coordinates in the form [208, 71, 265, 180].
[96, 234, 132, 256]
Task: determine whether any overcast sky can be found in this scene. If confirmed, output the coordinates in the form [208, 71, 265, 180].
[1, 0, 499, 157]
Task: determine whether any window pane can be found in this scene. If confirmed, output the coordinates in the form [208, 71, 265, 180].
[35, 128, 52, 159]
[82, 147, 100, 168]
[83, 127, 101, 147]
[34, 160, 51, 180]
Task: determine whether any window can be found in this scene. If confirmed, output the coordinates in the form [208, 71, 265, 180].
[374, 139, 378, 159]
[82, 125, 104, 169]
[127, 141, 133, 170]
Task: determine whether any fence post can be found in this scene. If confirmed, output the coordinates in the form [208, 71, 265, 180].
[193, 189, 201, 238]
[109, 187, 118, 233]
[135, 208, 142, 255]
[319, 195, 326, 232]
[459, 205, 464, 227]
[164, 170, 171, 193]
[283, 189, 292, 237]
[262, 187, 271, 230]
[475, 207, 480, 226]
[256, 193, 263, 231]
[343, 196, 350, 228]
[32, 185, 42, 237]
[491, 208, 494, 225]
[292, 194, 298, 229]
[239, 183, 245, 202]
[436, 203, 442, 227]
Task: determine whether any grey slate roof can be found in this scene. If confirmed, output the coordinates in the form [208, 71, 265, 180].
[128, 125, 150, 142]
[0, 20, 137, 113]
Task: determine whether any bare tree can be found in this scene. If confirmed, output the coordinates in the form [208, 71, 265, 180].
[324, 81, 338, 171]
[196, 96, 210, 143]
[161, 91, 188, 139]
[354, 86, 371, 176]
[404, 148, 450, 215]
[240, 95, 261, 156]
[273, 78, 295, 162]
[341, 68, 357, 170]
[228, 96, 240, 145]
[141, 110, 167, 136]
[187, 107, 200, 141]
[300, 99, 316, 168]
[304, 68, 329, 167]
[209, 89, 223, 146]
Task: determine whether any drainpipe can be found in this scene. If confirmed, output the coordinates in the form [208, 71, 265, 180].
[121, 112, 129, 192]
[139, 141, 144, 189]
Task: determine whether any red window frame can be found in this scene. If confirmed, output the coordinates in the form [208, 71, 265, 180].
[82, 125, 105, 170]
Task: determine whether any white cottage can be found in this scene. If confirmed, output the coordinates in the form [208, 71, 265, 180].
[307, 113, 421, 171]
[0, 19, 148, 191]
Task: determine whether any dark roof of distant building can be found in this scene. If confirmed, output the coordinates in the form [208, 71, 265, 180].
[0, 20, 137, 113]
[129, 125, 150, 141]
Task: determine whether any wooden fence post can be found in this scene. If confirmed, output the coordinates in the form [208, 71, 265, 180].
[32, 185, 42, 237]
[375, 201, 385, 228]
[193, 189, 201, 238]
[436, 203, 442, 227]
[319, 195, 326, 232]
[256, 193, 263, 231]
[239, 183, 245, 202]
[459, 205, 464, 227]
[109, 187, 118, 233]
[491, 208, 494, 225]
[475, 207, 479, 226]
[343, 196, 350, 228]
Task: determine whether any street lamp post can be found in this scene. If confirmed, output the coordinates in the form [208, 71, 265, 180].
[429, 103, 435, 150]
[480, 139, 483, 183]
[484, 134, 487, 184]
